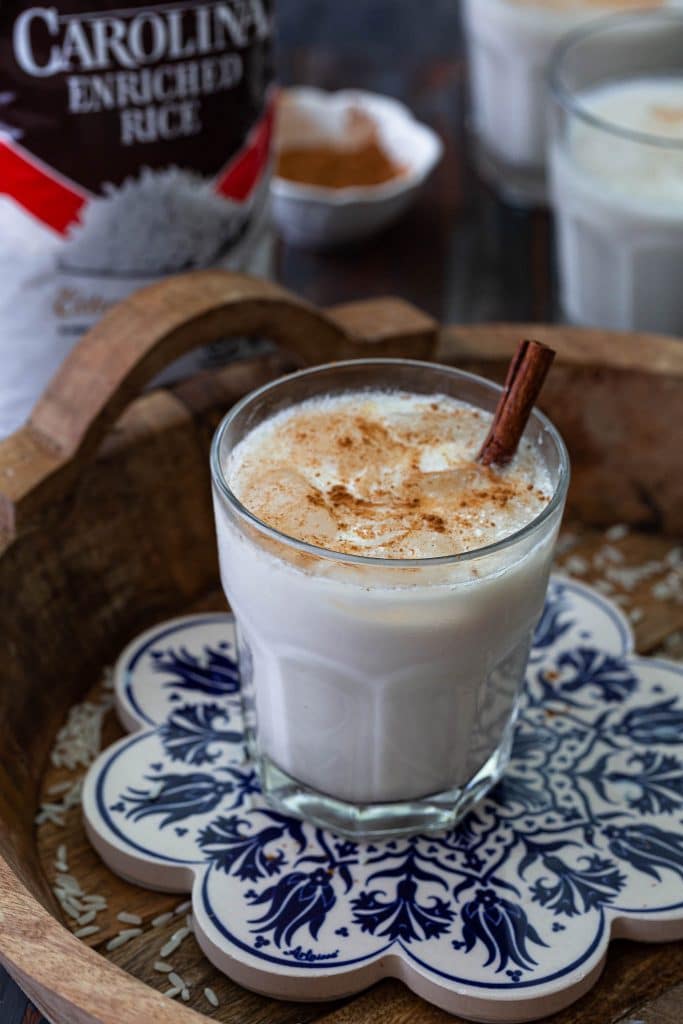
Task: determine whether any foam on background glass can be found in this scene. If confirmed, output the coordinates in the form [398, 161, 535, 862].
[549, 11, 683, 334]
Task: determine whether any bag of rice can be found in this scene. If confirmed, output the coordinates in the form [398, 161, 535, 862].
[0, 1, 275, 437]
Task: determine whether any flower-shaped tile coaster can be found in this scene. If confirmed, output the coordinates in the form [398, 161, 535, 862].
[82, 579, 683, 1022]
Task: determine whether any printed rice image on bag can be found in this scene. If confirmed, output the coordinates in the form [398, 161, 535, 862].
[0, 1, 275, 437]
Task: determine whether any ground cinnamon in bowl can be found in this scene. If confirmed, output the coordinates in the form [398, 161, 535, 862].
[276, 139, 404, 188]
[276, 109, 405, 189]
[271, 90, 442, 245]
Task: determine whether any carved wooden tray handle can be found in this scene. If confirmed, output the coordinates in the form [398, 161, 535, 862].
[0, 271, 436, 536]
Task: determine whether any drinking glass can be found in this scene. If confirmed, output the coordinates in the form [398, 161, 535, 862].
[549, 12, 683, 333]
[211, 360, 569, 838]
[462, 0, 626, 205]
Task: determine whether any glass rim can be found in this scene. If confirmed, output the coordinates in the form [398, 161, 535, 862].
[549, 9, 683, 152]
[210, 358, 570, 570]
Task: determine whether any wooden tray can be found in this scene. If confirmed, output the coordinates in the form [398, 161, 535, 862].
[0, 271, 681, 1024]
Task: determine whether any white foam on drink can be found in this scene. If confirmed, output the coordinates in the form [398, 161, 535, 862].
[227, 390, 552, 559]
[568, 77, 683, 202]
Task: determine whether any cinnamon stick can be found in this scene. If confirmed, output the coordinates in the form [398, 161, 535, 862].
[477, 339, 556, 468]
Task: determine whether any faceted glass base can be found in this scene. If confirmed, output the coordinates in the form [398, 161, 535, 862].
[257, 728, 515, 840]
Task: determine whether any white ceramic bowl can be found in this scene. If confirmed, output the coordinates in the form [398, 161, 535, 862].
[271, 87, 444, 248]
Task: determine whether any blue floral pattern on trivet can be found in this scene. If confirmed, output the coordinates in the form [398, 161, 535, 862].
[82, 579, 683, 1021]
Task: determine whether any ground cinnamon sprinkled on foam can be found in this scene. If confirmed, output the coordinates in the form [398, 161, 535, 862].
[227, 391, 552, 559]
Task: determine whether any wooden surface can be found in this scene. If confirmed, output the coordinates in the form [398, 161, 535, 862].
[0, 271, 681, 1023]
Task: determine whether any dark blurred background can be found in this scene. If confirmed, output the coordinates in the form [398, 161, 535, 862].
[272, 0, 556, 325]
[277, 0, 462, 58]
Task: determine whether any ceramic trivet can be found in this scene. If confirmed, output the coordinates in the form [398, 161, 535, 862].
[82, 577, 683, 1023]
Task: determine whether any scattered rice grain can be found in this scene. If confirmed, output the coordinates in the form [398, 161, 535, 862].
[81, 895, 108, 908]
[204, 987, 219, 1008]
[160, 935, 183, 958]
[68, 905, 86, 922]
[35, 808, 65, 827]
[52, 870, 109, 937]
[152, 911, 173, 928]
[47, 781, 73, 795]
[164, 986, 181, 999]
[601, 545, 625, 564]
[605, 524, 629, 542]
[56, 893, 79, 912]
[59, 889, 82, 906]
[74, 925, 100, 938]
[564, 555, 588, 576]
[174, 900, 191, 915]
[154, 961, 173, 973]
[181, 988, 190, 1002]
[36, 778, 84, 827]
[605, 561, 663, 592]
[659, 630, 683, 658]
[50, 693, 114, 770]
[168, 972, 186, 989]
[55, 874, 82, 894]
[629, 608, 644, 624]
[159, 925, 191, 957]
[117, 911, 142, 926]
[666, 547, 682, 567]
[652, 571, 683, 603]
[63, 903, 84, 921]
[106, 928, 142, 951]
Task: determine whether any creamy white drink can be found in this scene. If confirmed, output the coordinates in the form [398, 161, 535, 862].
[463, 0, 671, 201]
[211, 363, 568, 837]
[551, 77, 683, 331]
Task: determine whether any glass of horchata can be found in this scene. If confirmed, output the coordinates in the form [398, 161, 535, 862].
[211, 360, 569, 838]
[549, 10, 683, 334]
